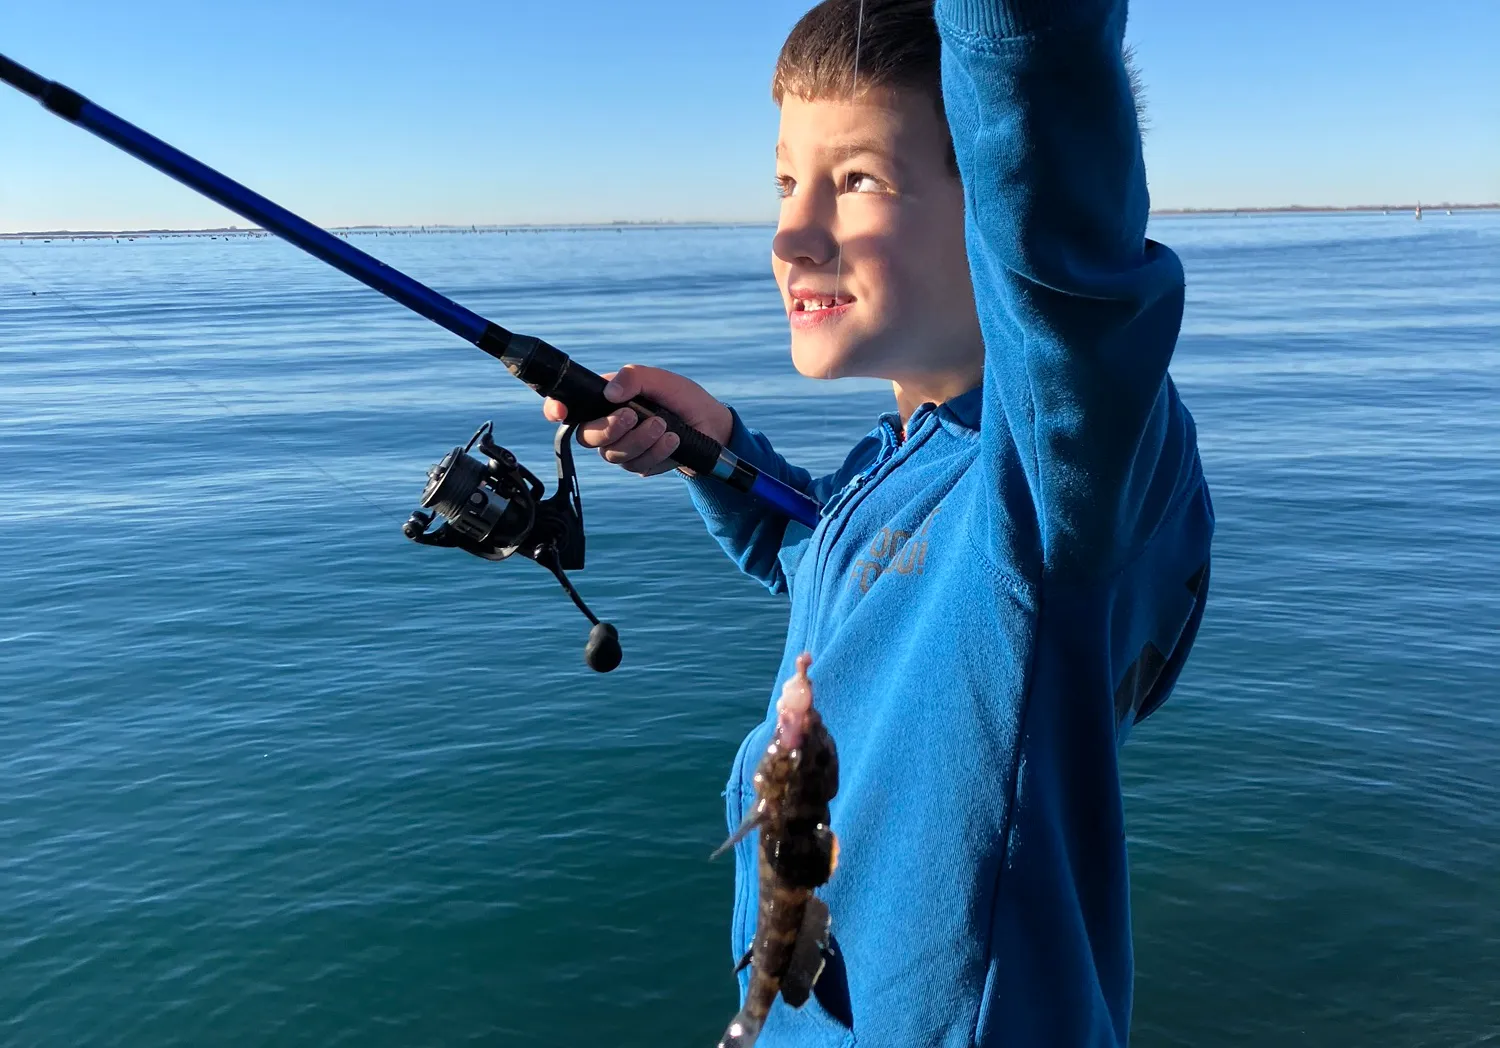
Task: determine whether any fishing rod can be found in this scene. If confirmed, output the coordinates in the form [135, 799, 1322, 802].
[1, 52, 824, 673]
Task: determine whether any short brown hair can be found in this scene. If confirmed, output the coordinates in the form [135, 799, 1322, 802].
[773, 0, 954, 170]
[772, 0, 943, 109]
[772, 0, 1147, 165]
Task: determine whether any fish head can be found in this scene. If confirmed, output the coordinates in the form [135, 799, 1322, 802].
[791, 709, 839, 808]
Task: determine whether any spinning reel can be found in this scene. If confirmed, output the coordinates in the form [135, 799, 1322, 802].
[403, 422, 622, 672]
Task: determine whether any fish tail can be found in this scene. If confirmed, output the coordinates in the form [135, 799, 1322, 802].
[714, 1007, 762, 1048]
[715, 1006, 765, 1048]
[716, 975, 778, 1048]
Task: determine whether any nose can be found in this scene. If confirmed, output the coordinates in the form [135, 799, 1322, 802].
[772, 190, 837, 270]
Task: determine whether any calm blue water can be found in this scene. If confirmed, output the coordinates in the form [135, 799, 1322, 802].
[2, 214, 1498, 1046]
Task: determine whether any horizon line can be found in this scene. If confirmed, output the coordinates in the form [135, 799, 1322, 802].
[4, 204, 1498, 239]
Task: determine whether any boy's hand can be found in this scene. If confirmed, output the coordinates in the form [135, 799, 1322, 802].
[541, 364, 733, 477]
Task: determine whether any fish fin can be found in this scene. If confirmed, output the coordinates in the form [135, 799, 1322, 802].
[779, 895, 831, 1009]
[711, 808, 762, 861]
[733, 946, 753, 975]
[812, 933, 854, 1031]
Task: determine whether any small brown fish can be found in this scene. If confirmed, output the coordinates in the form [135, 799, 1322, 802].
[715, 653, 841, 1048]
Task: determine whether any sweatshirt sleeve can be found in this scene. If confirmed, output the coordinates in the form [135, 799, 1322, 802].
[682, 407, 823, 595]
[935, 0, 1199, 579]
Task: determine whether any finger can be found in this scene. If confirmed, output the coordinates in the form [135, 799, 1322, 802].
[576, 408, 638, 449]
[542, 398, 567, 423]
[603, 363, 651, 404]
[639, 459, 682, 477]
[619, 431, 681, 474]
[601, 413, 669, 465]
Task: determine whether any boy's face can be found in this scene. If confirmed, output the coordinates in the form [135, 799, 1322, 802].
[773, 87, 981, 386]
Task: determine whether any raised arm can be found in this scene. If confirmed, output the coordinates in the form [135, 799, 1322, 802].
[936, 0, 1199, 578]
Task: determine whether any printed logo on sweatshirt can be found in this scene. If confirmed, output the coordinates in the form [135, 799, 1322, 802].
[849, 507, 941, 594]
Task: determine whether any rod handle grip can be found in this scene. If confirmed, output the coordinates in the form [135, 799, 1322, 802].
[498, 335, 724, 477]
[618, 394, 722, 476]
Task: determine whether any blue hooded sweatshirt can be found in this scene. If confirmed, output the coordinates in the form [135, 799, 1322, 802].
[684, 0, 1214, 1044]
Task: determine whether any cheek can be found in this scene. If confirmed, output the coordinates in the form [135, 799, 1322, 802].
[856, 219, 930, 323]
[930, 196, 975, 291]
[840, 220, 902, 309]
[902, 210, 973, 316]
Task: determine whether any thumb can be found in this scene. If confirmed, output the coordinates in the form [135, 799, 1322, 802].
[603, 364, 647, 403]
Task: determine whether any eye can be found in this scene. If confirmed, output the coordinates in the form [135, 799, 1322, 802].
[775, 175, 797, 199]
[843, 171, 884, 194]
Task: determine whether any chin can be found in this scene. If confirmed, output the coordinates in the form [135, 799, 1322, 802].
[791, 330, 901, 382]
[790, 339, 854, 380]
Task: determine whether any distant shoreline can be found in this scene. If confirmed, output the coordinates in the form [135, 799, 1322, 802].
[0, 221, 767, 241]
[3, 206, 1497, 240]
[1151, 203, 1499, 216]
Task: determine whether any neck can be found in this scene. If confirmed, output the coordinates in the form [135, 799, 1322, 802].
[891, 366, 983, 431]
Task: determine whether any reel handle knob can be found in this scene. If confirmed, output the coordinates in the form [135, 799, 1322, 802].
[585, 622, 622, 673]
[402, 510, 434, 539]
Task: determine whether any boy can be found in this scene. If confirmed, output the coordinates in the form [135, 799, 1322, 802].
[545, 0, 1212, 1043]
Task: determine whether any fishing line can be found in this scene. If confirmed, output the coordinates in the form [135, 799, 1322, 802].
[0, 48, 826, 669]
[0, 51, 824, 530]
[0, 249, 404, 521]
[831, 0, 867, 306]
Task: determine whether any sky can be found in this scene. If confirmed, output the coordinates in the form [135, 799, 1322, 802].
[3, 0, 1497, 232]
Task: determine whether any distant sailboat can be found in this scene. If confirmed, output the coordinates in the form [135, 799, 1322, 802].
[1415, 202, 1423, 221]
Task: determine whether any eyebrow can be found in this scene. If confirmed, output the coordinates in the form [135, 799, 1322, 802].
[775, 141, 890, 163]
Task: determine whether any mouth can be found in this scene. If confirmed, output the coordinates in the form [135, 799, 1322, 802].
[788, 287, 855, 329]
